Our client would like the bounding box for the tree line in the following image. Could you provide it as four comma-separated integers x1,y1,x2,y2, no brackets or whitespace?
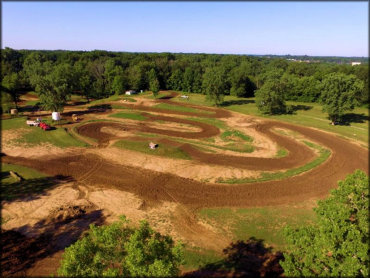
1,47,368,119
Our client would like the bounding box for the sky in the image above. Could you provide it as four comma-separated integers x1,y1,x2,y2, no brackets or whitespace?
2,1,368,57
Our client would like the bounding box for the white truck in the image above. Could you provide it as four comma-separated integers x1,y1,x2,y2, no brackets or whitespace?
26,120,40,127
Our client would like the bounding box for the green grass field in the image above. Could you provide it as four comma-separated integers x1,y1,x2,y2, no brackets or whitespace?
199,205,317,251
109,112,148,121
1,117,28,130
2,117,87,148
114,139,192,160
182,246,223,272
186,117,227,130
154,103,212,114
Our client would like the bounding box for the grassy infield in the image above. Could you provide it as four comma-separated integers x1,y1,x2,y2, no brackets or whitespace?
1,91,368,271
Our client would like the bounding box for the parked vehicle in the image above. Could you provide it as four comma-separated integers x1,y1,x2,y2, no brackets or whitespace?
26,120,40,127
39,122,51,131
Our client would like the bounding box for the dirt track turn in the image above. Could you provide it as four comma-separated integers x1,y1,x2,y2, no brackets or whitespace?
3,92,368,207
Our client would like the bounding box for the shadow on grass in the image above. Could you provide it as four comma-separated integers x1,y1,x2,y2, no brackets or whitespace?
1,209,105,276
18,104,40,113
184,237,283,277
66,100,89,106
290,104,313,112
1,174,74,202
339,113,369,125
87,104,112,112
220,99,255,107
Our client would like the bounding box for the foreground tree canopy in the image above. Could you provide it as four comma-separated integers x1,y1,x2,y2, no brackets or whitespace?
58,216,184,277
281,170,369,277
1,47,368,112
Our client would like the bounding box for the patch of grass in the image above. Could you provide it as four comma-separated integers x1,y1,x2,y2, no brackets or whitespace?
218,141,330,184
111,104,129,110
275,148,288,158
199,206,316,250
88,94,133,106
114,139,192,160
12,126,87,148
182,246,223,271
1,117,28,130
1,163,56,201
2,164,46,180
143,91,170,99
186,117,227,130
220,130,253,142
223,142,254,153
172,92,213,107
24,100,40,106
109,112,147,121
154,103,212,115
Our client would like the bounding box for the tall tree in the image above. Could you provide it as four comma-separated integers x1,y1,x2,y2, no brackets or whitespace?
229,66,256,98
182,67,194,93
320,73,364,124
34,63,75,112
2,73,21,108
202,67,227,106
281,170,369,277
255,78,287,114
167,69,183,91
148,69,160,98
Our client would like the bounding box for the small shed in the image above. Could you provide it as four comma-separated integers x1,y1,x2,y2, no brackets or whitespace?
125,90,137,95
149,142,158,149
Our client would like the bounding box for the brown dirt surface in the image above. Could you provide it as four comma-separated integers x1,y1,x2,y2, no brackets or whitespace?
3,116,368,207
2,90,368,276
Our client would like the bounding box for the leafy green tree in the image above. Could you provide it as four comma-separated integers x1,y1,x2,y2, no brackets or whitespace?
112,75,127,95
148,69,160,98
255,78,287,114
281,170,369,277
202,67,227,106
58,216,184,277
2,73,21,108
1,91,14,114
229,66,256,98
320,73,364,124
167,69,183,91
74,61,94,102
34,63,75,112
182,67,194,93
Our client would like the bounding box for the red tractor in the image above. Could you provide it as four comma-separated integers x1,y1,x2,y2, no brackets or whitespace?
39,122,51,131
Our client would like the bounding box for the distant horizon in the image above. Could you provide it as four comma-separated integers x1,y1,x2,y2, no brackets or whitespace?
3,1,368,57
2,47,368,59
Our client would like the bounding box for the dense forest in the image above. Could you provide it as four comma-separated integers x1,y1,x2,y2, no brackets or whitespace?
1,47,368,112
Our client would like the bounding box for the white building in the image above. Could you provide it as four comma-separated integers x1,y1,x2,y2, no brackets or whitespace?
351,62,361,66
125,90,137,95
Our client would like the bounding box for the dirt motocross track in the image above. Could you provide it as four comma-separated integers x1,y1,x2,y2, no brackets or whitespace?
3,92,368,207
